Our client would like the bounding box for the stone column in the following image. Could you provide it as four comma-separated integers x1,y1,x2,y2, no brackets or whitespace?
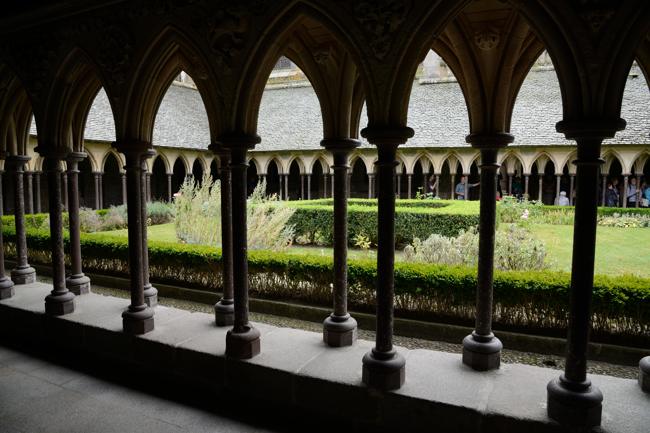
114,141,154,335
306,174,311,200
141,152,157,307
278,174,283,199
0,168,15,299
223,135,261,359
406,173,413,198
524,174,530,199
34,172,42,213
537,176,543,202
322,139,359,347
93,172,101,209
146,172,152,203
435,174,440,197
65,152,91,295
508,174,513,195
395,173,401,198
6,155,36,284
601,175,607,206
24,171,33,215
367,173,374,199
323,173,328,198
211,148,234,326
121,172,127,205
331,172,334,196
360,126,412,391
464,174,470,201
166,173,173,201
284,174,289,200
61,172,68,211
570,175,576,205
555,175,562,204
450,173,456,199
462,134,512,370
300,174,305,199
622,175,629,208
98,173,104,208
546,120,622,429
41,149,75,315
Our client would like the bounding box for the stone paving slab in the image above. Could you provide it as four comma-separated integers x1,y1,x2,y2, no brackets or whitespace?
1,284,649,433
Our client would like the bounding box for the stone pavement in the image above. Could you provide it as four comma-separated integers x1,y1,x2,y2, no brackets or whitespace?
0,344,294,433
1,282,649,433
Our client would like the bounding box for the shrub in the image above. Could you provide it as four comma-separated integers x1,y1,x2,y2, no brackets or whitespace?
598,213,650,228
403,224,547,271
101,206,128,231
78,207,102,232
146,201,175,225
174,176,295,251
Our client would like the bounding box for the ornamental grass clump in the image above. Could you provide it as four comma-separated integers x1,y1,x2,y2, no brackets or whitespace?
403,224,547,271
174,175,295,251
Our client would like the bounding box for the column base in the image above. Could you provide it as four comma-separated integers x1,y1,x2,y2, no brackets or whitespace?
323,314,357,347
226,325,261,359
122,305,155,335
143,284,158,307
66,274,91,295
214,300,234,327
362,348,405,391
462,332,502,371
44,291,75,316
639,356,650,392
11,266,36,285
0,277,15,299
546,375,602,428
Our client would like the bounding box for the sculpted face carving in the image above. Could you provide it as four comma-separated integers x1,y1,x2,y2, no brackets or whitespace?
474,28,500,51
352,0,411,60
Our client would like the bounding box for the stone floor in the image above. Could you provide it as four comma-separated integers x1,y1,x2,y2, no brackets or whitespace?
0,344,299,433
1,282,649,433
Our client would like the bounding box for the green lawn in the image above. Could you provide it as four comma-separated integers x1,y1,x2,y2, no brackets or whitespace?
93,222,650,278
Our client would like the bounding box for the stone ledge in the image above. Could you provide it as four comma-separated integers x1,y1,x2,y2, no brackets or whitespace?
1,282,648,433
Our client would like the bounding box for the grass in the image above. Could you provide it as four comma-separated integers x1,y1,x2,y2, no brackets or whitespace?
92,221,650,278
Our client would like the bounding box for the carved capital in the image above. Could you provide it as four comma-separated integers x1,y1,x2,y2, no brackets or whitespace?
474,28,500,51
352,0,411,60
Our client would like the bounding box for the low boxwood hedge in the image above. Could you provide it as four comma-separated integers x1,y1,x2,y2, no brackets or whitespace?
2,225,649,346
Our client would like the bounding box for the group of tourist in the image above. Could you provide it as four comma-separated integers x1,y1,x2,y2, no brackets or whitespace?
605,177,650,208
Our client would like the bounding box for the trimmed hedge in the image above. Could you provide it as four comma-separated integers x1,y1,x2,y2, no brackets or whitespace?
3,225,649,346
284,199,480,246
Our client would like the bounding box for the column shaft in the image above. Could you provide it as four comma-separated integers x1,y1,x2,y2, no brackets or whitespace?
284,174,289,200
622,175,629,208
0,170,15,299
214,150,234,326
538,176,543,202
450,174,456,199
407,174,412,198
43,155,75,315
508,174,513,195
435,175,440,198
141,156,157,306
121,173,127,205
65,153,90,295
570,175,575,205
524,175,530,198
61,172,68,211
306,175,311,200
98,173,104,209
34,172,41,213
8,156,35,284
556,175,561,204
24,172,33,215
167,174,173,201
93,173,100,209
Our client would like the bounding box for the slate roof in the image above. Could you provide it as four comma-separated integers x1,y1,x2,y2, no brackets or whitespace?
30,67,650,150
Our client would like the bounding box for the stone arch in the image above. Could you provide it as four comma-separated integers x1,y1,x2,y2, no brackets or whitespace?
286,155,306,175
101,150,125,173
118,26,223,143
0,66,33,156
102,152,123,208
234,2,368,138
247,156,262,174
172,154,190,175
265,158,282,197
171,156,187,195
151,156,169,202
603,150,626,174
191,157,205,184
350,156,369,199
151,152,171,174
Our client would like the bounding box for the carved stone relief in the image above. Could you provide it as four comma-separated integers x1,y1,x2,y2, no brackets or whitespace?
352,0,411,60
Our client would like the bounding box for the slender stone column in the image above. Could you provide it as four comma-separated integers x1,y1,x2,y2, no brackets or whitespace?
0,167,15,299
331,172,334,195
166,173,173,201
464,175,470,201
114,141,154,335
61,172,68,211
537,176,543,202
284,174,289,200
524,174,530,199
34,172,41,213
306,174,311,200
300,174,305,199
396,173,401,198
40,149,75,315
121,172,127,205
450,174,456,199
570,175,575,205
223,134,261,359
622,175,629,208
322,139,359,347
507,174,513,195
141,151,158,307
462,133,512,370
601,175,607,206
6,155,36,284
361,126,412,391
435,174,440,197
546,119,624,429
407,174,412,198
367,173,374,199
555,175,562,204
210,148,234,326
323,173,328,198
278,174,283,199
93,172,101,209
146,172,152,202
98,173,104,209
24,171,33,215
65,152,91,295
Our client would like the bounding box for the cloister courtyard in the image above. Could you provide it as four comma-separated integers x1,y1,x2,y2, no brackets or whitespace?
1,1,650,432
